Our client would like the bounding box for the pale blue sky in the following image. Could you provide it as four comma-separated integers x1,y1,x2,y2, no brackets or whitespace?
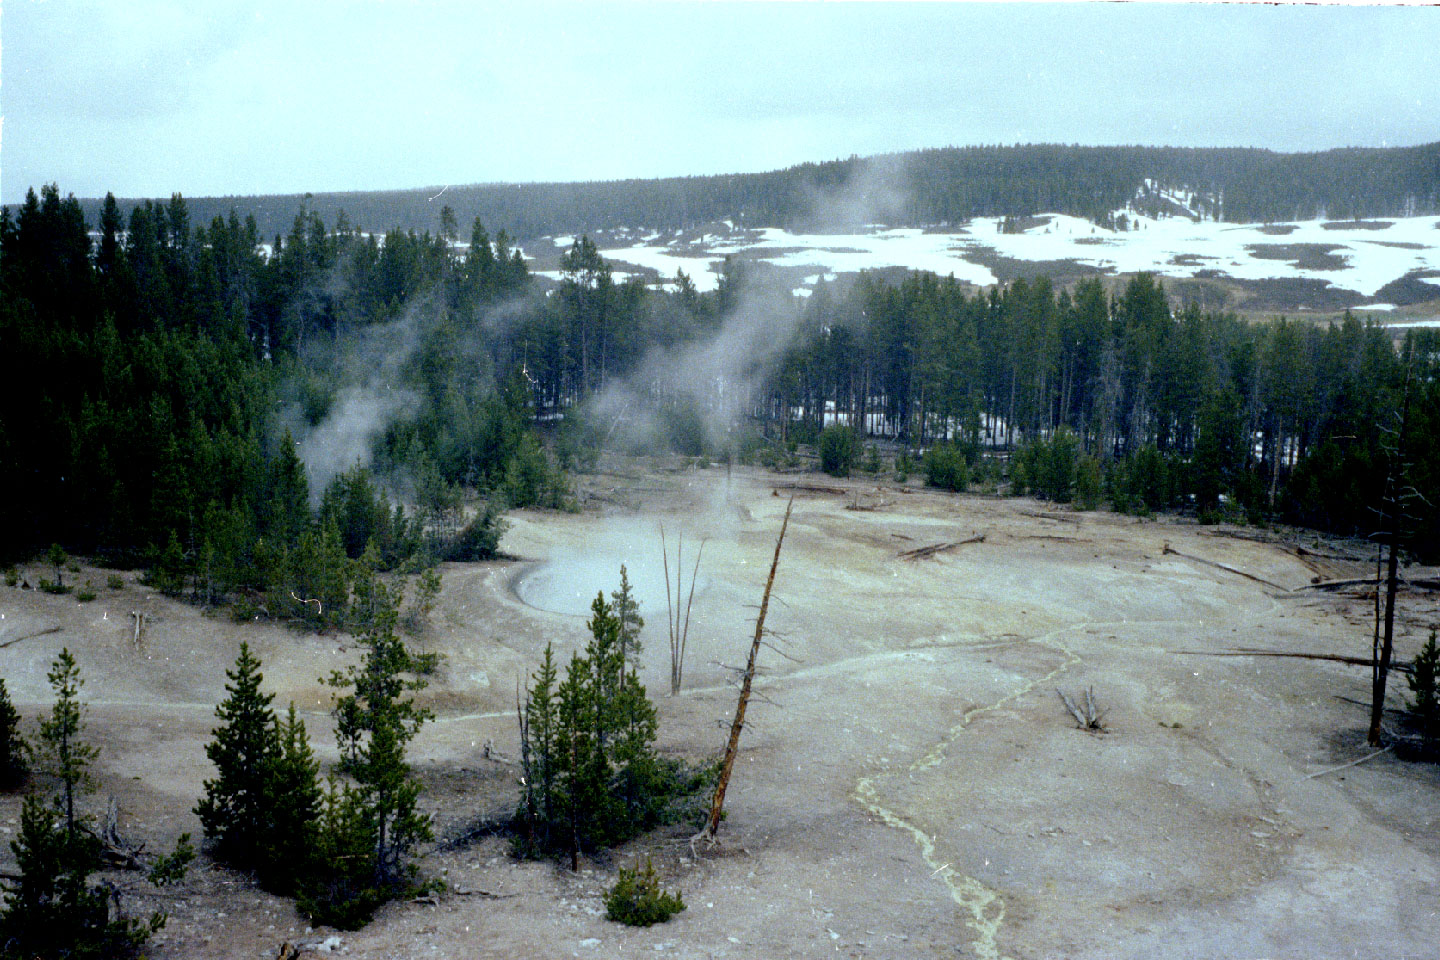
3,1,1438,203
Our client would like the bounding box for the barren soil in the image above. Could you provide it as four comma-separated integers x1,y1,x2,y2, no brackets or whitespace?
3,463,1438,959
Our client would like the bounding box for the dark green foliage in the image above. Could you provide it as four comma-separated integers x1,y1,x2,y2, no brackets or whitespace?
662,399,708,458
36,650,97,831
297,781,385,929
1012,430,1081,503
0,794,162,959
515,589,714,866
924,444,968,492
439,502,508,562
505,434,567,509
9,176,1440,597
605,857,685,927
1,186,541,619
611,565,645,675
304,585,432,925
195,643,280,871
1408,630,1440,746
147,833,196,888
46,544,67,590
818,426,858,478
260,704,323,893
1108,446,1176,516
1074,454,1103,511
894,451,914,483
0,651,170,959
0,679,26,790
196,646,321,896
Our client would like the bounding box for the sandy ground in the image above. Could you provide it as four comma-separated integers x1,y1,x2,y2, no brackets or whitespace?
2,462,1438,959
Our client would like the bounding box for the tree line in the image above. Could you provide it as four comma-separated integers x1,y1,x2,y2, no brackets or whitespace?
51,141,1440,242
764,271,1440,556
0,185,545,622
6,181,1439,583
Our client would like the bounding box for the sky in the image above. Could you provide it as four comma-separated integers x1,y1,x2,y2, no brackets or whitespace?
3,1,1438,204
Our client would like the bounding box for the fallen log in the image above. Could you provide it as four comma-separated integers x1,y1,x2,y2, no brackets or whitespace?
773,482,848,496
846,498,896,512
898,534,985,561
1020,510,1080,524
1176,647,1413,674
0,625,61,649
1162,544,1287,590
1292,575,1440,592
1304,745,1392,780
1293,545,1368,564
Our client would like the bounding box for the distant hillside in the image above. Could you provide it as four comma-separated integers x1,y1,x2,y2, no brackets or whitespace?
51,141,1440,240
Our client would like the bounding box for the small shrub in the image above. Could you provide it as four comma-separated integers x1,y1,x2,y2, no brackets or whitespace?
441,503,508,561
1407,629,1440,745
65,561,81,574
861,444,882,475
38,579,70,596
894,451,913,483
818,426,858,478
107,573,125,590
923,444,968,492
75,582,97,603
4,566,17,587
605,857,685,927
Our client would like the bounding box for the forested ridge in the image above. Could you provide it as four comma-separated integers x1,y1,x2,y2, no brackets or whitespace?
49,142,1440,242
4,179,1439,602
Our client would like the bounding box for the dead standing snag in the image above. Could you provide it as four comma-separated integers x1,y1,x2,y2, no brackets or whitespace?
694,497,793,848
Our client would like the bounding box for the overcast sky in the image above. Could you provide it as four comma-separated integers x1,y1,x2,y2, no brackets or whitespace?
3,1,1438,204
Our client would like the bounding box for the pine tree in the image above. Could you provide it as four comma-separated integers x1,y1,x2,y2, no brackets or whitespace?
36,649,97,832
321,587,432,912
298,780,379,929
515,644,559,857
45,543,67,592
0,678,26,790
610,565,645,679
258,704,321,894
514,580,685,868
195,642,280,871
1408,629,1440,744
0,652,162,957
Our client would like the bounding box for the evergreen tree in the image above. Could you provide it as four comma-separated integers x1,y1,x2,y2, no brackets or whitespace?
514,583,698,868
1408,629,1440,745
0,679,26,790
610,565,645,679
0,651,163,958
259,704,321,894
315,585,432,920
36,649,97,832
195,642,280,871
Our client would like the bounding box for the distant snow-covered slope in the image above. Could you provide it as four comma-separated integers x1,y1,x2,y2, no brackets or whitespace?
575,209,1440,313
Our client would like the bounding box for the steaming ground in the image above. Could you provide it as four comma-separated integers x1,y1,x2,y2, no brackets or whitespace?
3,463,1439,958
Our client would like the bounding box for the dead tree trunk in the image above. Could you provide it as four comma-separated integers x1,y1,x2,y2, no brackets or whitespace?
1369,367,1413,747
694,497,793,847
662,529,705,697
